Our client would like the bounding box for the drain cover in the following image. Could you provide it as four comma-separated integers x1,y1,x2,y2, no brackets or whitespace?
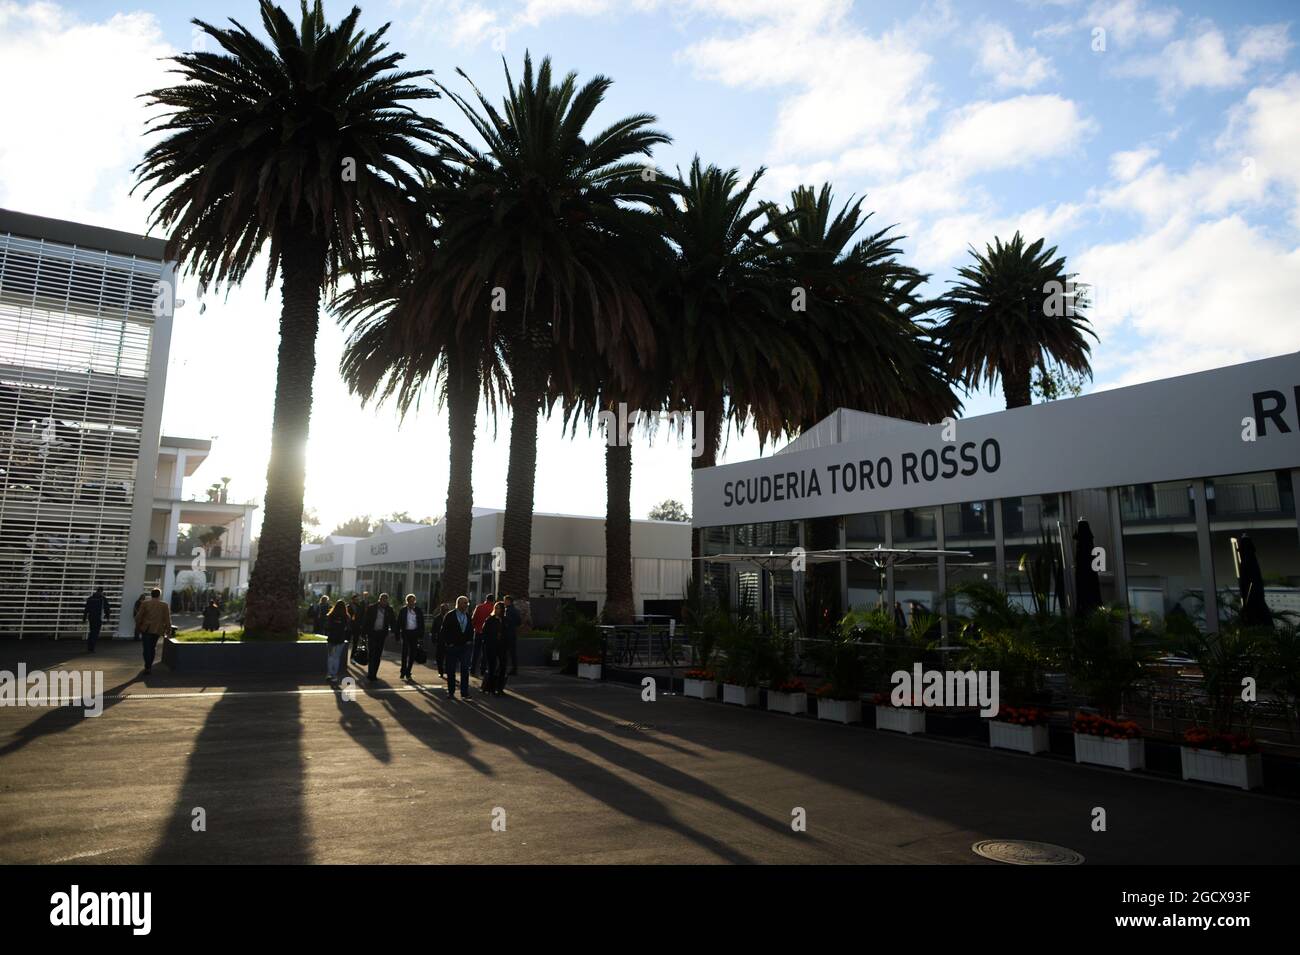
972,840,1084,865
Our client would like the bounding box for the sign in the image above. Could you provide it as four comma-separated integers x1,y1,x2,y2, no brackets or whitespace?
313,550,335,565
369,542,388,556
692,353,1300,527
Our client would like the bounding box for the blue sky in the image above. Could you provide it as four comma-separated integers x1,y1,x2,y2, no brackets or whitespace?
2,0,1298,532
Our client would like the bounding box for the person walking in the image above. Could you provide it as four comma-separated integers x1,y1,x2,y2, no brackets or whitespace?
433,601,450,677
438,596,474,699
325,598,352,685
132,591,147,641
82,586,112,653
502,594,521,676
470,593,495,676
481,600,508,695
134,588,171,675
361,593,399,682
345,593,365,671
397,594,425,680
310,594,331,635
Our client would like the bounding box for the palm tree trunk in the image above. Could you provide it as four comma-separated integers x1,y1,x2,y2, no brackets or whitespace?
1001,365,1032,409
243,233,327,637
689,395,723,566
440,346,478,604
498,338,546,599
604,439,634,624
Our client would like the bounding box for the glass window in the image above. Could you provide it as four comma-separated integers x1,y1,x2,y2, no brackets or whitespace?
943,500,997,619
1119,481,1204,627
1206,471,1300,623
892,507,940,626
1002,493,1063,612
846,512,886,611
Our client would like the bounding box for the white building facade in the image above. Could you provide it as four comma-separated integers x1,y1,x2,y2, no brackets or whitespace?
301,508,691,617
0,209,174,639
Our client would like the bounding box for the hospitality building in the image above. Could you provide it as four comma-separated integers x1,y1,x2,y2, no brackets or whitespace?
691,353,1300,635
0,209,173,639
301,507,691,618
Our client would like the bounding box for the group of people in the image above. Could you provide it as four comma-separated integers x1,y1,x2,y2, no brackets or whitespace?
80,586,186,674
317,591,522,699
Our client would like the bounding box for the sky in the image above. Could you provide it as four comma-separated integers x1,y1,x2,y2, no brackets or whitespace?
1,0,1298,534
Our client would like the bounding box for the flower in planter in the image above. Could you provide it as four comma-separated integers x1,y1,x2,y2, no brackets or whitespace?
1183,727,1260,755
577,655,601,665
996,705,1048,726
774,679,806,694
685,668,715,681
1072,713,1141,739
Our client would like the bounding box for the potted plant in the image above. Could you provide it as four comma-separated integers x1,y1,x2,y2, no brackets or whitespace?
766,678,808,716
553,611,602,675
815,682,861,724
989,704,1050,754
809,622,870,724
577,654,602,681
718,615,765,706
1180,728,1262,790
1178,623,1270,789
873,692,926,735
764,630,807,715
683,668,717,700
1072,713,1145,770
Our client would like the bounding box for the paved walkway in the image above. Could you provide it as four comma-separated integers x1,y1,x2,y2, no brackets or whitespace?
1,639,1296,864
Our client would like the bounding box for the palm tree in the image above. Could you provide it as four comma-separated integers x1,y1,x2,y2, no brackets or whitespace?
934,232,1094,410
764,184,959,430
432,53,669,601
335,193,509,607
134,1,443,635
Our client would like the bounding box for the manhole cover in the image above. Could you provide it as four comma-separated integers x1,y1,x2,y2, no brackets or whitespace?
614,722,656,732
972,840,1084,865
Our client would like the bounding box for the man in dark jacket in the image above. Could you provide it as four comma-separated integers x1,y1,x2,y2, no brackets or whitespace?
361,593,400,682
131,592,147,641
397,594,425,680
346,593,366,670
438,596,474,699
82,586,112,653
502,594,522,675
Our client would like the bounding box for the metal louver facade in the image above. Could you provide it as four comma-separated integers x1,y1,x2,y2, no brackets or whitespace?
0,209,173,639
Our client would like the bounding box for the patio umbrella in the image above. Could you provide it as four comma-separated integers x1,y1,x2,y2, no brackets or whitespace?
1235,533,1273,628
1073,518,1103,618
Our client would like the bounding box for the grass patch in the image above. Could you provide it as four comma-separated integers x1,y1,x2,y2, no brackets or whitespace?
175,629,326,643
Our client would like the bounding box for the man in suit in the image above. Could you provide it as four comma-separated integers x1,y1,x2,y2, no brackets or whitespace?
131,591,147,641
470,592,495,676
134,588,171,675
502,594,522,675
82,586,112,653
397,593,425,680
433,602,450,677
438,596,474,699
361,593,399,681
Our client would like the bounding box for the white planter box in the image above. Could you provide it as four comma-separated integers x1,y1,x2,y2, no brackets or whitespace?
817,698,862,724
875,705,926,735
723,684,760,707
766,690,808,716
989,721,1049,754
1180,747,1263,791
577,663,602,681
684,678,717,700
1074,733,1145,771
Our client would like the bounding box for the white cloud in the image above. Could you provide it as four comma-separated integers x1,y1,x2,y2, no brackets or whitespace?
1109,145,1158,180
973,23,1056,90
933,95,1097,174
1084,0,1180,47
1117,22,1292,98
0,2,172,230
1078,216,1300,388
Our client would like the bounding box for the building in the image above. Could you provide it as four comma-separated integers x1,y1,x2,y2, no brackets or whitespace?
300,507,691,617
691,353,1300,634
146,435,257,607
0,209,174,639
